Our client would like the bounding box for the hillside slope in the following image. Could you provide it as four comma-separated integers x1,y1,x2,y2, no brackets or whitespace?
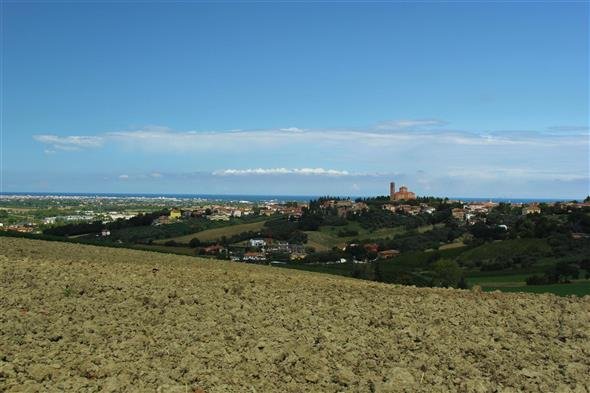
1,237,589,392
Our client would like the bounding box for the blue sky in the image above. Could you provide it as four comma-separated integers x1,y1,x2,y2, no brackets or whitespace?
2,1,589,198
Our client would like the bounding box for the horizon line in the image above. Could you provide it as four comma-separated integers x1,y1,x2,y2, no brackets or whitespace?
1,191,586,202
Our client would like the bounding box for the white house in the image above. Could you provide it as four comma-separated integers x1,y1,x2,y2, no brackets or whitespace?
422,207,436,214
249,238,266,247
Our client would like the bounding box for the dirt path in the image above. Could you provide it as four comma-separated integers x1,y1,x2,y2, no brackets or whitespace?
1,237,589,392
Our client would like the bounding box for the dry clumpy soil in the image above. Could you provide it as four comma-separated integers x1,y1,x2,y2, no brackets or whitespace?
1,238,589,393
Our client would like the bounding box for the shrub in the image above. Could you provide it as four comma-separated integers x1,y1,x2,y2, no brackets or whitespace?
337,229,359,237
526,275,551,285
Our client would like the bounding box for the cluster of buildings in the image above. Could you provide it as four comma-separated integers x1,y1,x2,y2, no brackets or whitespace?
0,222,36,233
346,242,401,262
258,203,306,218
172,205,254,223
450,201,499,222
382,203,436,215
320,199,368,217
241,238,306,262
380,185,557,225
199,238,307,263
0,211,129,233
449,201,551,223
153,202,308,226
42,211,137,225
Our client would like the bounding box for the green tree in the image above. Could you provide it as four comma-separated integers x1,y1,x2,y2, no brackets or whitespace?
432,259,463,288
553,261,580,282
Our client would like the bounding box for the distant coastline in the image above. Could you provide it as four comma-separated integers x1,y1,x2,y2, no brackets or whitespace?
0,191,579,204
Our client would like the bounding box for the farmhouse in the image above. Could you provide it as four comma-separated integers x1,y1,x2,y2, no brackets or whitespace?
522,204,541,215
152,215,171,225
363,243,379,253
451,208,465,221
202,245,225,255
378,249,400,259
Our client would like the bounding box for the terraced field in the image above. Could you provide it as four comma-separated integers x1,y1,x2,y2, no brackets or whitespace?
1,237,589,392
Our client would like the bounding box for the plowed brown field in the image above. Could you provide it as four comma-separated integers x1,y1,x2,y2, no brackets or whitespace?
1,237,589,392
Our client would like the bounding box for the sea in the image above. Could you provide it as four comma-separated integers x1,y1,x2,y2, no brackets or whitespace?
0,192,576,204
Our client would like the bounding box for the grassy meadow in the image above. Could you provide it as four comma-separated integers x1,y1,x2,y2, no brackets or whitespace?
155,220,268,244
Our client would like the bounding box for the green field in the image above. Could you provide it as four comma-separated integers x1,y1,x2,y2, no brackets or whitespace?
467,273,590,297
305,223,440,251
467,274,531,286
156,220,268,244
304,231,345,251
482,282,590,297
456,238,551,264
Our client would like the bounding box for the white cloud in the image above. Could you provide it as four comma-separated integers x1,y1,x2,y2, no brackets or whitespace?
374,119,448,130
33,120,587,156
95,127,580,154
213,168,350,176
150,172,163,178
118,174,129,180
295,168,350,176
33,134,103,151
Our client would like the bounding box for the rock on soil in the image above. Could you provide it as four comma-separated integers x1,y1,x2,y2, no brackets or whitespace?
1,237,589,392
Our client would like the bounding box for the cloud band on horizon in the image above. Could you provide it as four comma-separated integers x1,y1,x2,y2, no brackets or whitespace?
27,119,589,198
